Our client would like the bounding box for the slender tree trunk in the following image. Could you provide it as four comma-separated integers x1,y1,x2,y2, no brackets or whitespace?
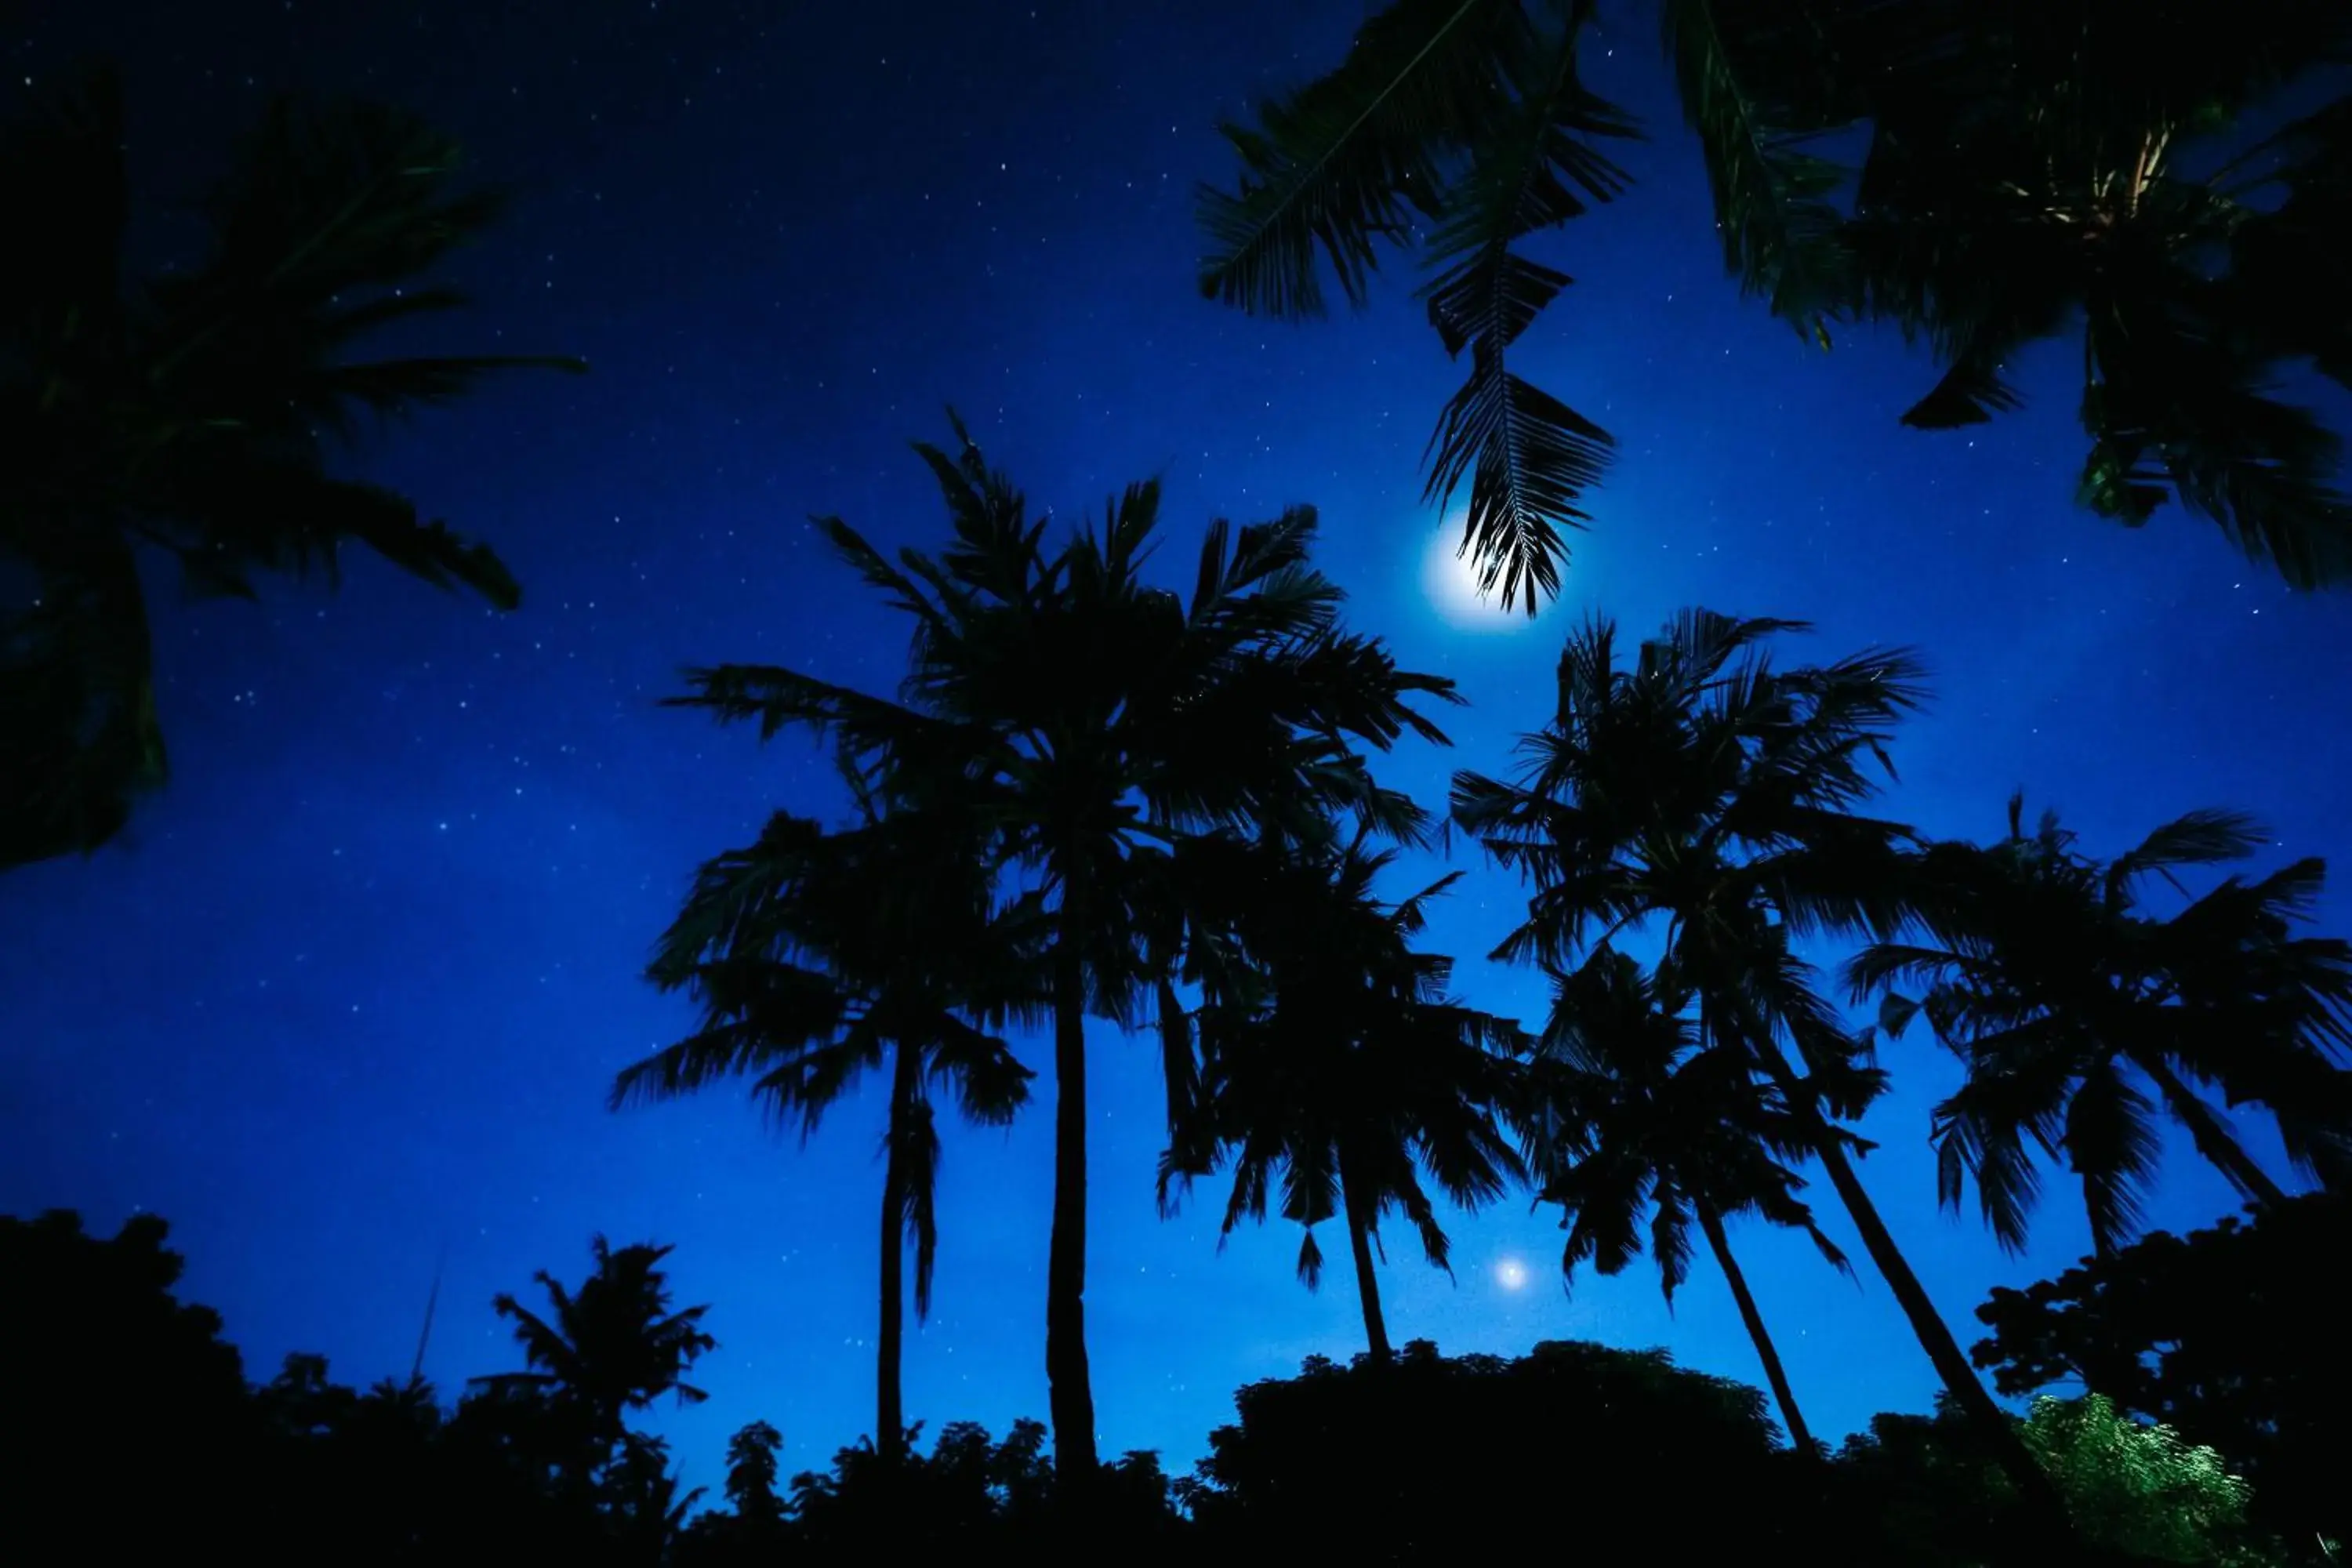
876,1038,919,1462
1744,1030,2074,1540
1694,1199,1817,1457
1045,893,1099,1482
1339,1163,1394,1365
2138,1054,2292,1208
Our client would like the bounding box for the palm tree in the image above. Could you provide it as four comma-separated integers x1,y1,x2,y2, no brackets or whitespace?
1197,2,2352,604
1,67,583,869
1160,834,1526,1363
1450,608,2074,1521
1838,5,2352,588
665,416,1457,1478
471,1236,714,1475
612,794,1040,1460
1523,946,1867,1454
1847,795,2352,1258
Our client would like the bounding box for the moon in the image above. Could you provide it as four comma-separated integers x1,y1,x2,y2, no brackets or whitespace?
1495,1256,1531,1291
1420,516,1537,635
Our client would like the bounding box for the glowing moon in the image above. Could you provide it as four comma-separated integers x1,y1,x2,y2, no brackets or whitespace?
1495,1256,1530,1291
1420,516,1536,635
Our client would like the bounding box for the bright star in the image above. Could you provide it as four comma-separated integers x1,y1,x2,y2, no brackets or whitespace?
1496,1256,1530,1291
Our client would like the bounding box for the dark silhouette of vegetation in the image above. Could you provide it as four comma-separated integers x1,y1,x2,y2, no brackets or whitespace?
662,416,1456,1481
1160,832,1527,1363
612,792,1040,1459
1451,608,2086,1534
0,67,583,870
1198,2,2352,607
4,1205,2328,1563
1520,946,1864,1453
1850,797,2352,1256
1973,1195,2352,1556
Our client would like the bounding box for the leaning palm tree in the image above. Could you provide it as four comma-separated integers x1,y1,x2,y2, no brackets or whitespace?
1451,608,2076,1521
666,416,1457,1478
1198,2,2352,604
612,793,1040,1460
1524,946,1867,1454
471,1236,714,1475
1848,795,2352,1258
1161,833,1526,1363
1,67,583,869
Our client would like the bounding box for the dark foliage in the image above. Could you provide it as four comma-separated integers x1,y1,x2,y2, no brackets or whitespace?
0,67,581,869
1973,1194,2352,1554
1181,1338,1798,1559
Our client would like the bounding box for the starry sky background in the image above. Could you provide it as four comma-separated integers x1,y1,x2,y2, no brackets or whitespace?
5,0,2350,1496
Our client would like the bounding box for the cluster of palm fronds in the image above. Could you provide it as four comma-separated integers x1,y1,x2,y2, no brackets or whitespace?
1,69,581,869
1199,0,2352,609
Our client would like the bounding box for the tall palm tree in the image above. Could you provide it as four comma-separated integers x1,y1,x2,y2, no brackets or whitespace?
665,417,1457,1478
471,1236,715,1472
612,793,1040,1460
1450,608,2074,1519
1160,834,1526,1363
1197,2,2352,604
1,68,583,869
1523,946,1867,1454
1848,795,2352,1258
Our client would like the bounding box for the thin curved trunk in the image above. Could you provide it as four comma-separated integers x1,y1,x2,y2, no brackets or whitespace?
2137,1054,2292,1208
1045,885,1099,1481
1744,1029,2071,1534
1339,1159,1394,1365
1694,1198,1816,1456
876,1037,919,1462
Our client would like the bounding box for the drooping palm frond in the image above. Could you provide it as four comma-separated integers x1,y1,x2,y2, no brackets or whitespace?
1197,0,1536,318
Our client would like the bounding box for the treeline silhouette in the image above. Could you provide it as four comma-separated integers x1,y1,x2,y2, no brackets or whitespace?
2,1200,2341,1566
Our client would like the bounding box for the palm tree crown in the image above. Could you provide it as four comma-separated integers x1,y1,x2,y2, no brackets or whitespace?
1,69,583,869
1162,833,1526,1360
1849,795,2352,1256
474,1236,714,1450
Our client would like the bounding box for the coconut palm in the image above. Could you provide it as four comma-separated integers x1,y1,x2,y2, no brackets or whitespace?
1840,5,2352,588
612,793,1040,1460
471,1236,714,1471
1450,607,2076,1519
1198,2,2352,604
665,416,1457,1477
1847,796,2352,1258
0,68,583,870
1524,946,1869,1453
1160,833,1526,1363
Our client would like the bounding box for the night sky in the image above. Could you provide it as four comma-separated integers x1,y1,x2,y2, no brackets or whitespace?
6,0,2350,1496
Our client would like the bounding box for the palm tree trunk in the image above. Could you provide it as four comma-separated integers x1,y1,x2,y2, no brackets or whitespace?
2137,1054,2292,1208
1741,1030,2071,1535
1339,1164,1394,1365
876,1038,918,1462
1045,894,1100,1482
1694,1199,1817,1456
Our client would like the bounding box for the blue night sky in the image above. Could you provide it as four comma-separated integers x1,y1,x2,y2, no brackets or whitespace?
5,0,2350,1496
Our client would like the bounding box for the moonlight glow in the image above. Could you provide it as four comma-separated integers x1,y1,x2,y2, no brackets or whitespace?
1420,515,1538,635
1495,1257,1530,1291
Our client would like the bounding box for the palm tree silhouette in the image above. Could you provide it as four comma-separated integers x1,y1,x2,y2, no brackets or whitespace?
665,416,1455,1478
1197,2,2352,602
470,1236,713,1471
0,68,582,869
1849,795,2352,1257
613,794,1040,1460
1451,608,2071,1522
1162,833,1526,1363
1522,946,1868,1454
